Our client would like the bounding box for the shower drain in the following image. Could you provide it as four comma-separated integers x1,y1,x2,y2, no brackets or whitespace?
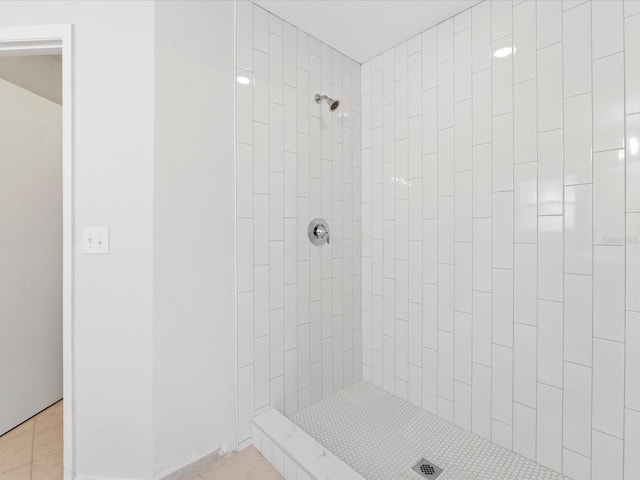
412,458,443,479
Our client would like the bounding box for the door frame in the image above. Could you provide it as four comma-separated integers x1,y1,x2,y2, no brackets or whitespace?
0,24,74,478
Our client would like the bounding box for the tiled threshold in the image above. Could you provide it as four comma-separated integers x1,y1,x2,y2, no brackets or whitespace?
257,382,566,480
252,410,364,480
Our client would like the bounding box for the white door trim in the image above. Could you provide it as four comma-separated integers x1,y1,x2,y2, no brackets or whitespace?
0,24,74,479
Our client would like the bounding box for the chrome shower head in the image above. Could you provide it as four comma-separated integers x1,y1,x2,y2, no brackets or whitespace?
314,93,340,111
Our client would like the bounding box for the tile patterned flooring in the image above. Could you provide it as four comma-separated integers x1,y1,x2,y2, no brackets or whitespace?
0,401,63,480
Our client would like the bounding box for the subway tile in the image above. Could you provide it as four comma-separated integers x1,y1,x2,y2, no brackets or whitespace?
438,19,454,62
395,319,408,382
538,129,563,215
408,34,421,56
514,323,537,407
472,363,492,439
473,218,492,292
236,1,253,70
562,449,591,480
473,69,492,145
492,36,513,116
438,331,454,400
439,129,455,197
625,408,640,479
513,403,536,461
408,118,422,178
439,196,454,264
454,381,472,431
454,243,473,314
383,278,395,336
255,334,270,408
626,13,640,114
492,191,514,269
473,143,492,217
284,220,297,285
513,0,536,83
454,28,472,101
514,81,537,164
253,5,268,53
238,364,254,442
564,273,593,366
395,260,409,320
284,349,297,415
269,173,284,240
537,43,563,132
492,113,514,192
626,0,640,16
395,41,408,80
514,244,537,326
409,178,422,239
238,292,254,368
563,362,592,456
492,268,514,348
564,184,593,274
538,299,563,388
593,338,625,438
628,114,640,212
422,27,437,89
269,34,283,105
422,348,438,413
408,242,422,303
455,171,472,241
630,312,640,411
594,246,625,342
537,383,563,472
563,2,591,97
492,420,513,450
438,264,455,332
564,93,592,185
254,121,270,195
408,364,422,408
237,68,253,145
438,60,454,128
454,312,473,386
538,216,563,302
514,162,537,243
455,101,472,172
592,430,623,480
454,8,471,32
254,195,269,265
423,284,438,350
297,30,309,71
491,344,513,425
593,53,625,151
270,103,284,172
237,219,254,292
423,89,438,154
383,49,395,105
594,150,626,246
592,0,623,59
537,0,562,49
472,2,491,73
408,302,422,366
254,266,270,337
407,52,422,117
283,24,296,88
491,0,512,40
423,219,438,284
270,241,284,308
439,398,454,422
473,291,492,367
284,284,297,351
395,80,408,140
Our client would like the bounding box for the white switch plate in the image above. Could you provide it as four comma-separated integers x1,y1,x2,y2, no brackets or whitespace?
83,227,109,254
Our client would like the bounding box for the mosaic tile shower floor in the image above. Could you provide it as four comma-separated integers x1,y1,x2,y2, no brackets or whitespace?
289,382,565,480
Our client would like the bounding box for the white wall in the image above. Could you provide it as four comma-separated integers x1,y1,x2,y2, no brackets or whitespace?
0,77,62,435
235,1,363,449
0,2,155,478
153,1,236,477
360,1,640,479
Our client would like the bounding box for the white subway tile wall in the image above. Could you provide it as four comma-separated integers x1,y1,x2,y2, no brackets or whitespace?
360,1,640,478
236,1,362,446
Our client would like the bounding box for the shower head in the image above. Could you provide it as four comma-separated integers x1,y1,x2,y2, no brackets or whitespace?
314,93,340,111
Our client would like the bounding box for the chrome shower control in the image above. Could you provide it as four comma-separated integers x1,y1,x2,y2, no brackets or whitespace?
308,218,330,246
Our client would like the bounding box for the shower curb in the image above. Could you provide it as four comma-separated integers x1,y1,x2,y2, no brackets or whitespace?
252,409,365,480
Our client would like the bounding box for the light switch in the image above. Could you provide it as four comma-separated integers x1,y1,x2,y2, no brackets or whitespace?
83,227,109,254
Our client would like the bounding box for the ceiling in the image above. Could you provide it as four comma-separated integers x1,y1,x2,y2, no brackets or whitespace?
254,0,480,63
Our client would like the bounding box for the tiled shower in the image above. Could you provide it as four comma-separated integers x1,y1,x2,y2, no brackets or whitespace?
236,1,640,479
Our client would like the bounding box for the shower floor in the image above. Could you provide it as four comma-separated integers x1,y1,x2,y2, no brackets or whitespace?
288,382,564,480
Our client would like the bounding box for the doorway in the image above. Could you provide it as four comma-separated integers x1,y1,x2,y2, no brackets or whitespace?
0,26,73,478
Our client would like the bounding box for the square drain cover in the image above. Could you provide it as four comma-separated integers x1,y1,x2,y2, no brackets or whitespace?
412,458,443,479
